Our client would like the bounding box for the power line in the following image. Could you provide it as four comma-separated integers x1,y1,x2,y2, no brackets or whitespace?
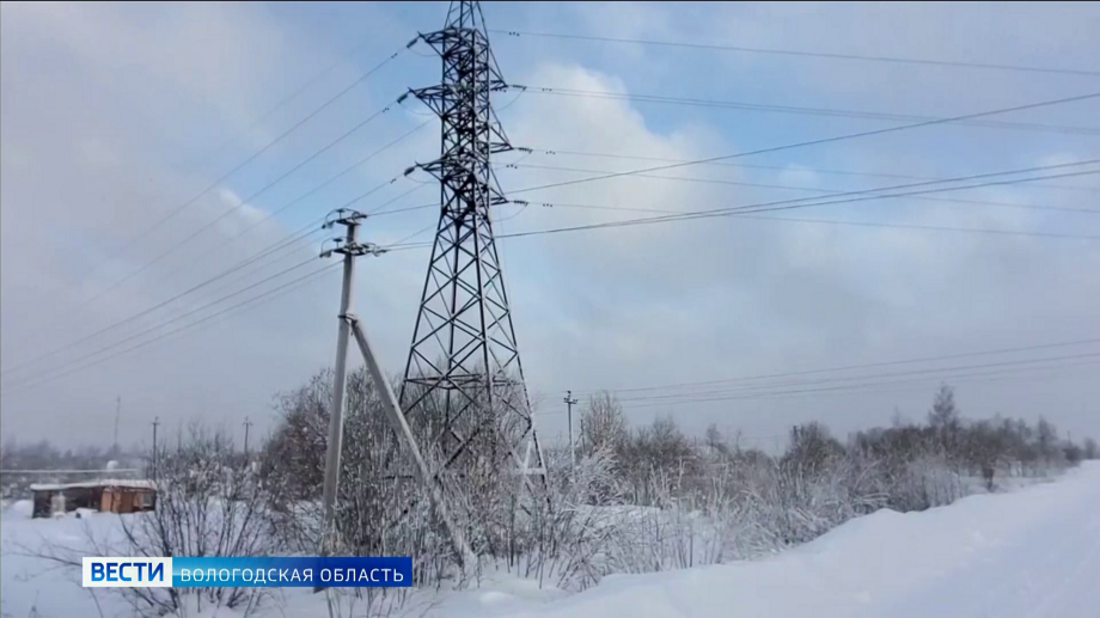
498,164,1100,241
174,37,395,184
153,120,433,298
613,351,1100,403
64,48,406,298
508,91,1100,196
623,359,1100,410
127,115,430,277
16,112,431,373
384,185,1100,250
137,216,329,307
371,202,437,217
70,38,397,324
504,203,1100,242
152,122,434,295
537,358,1100,415
685,168,1100,220
531,155,1100,218
384,205,1100,251
502,162,1100,216
183,231,328,310
112,179,432,347
0,264,344,398
517,147,1100,195
2,255,321,389
512,86,1100,136
0,227,325,381
0,214,438,397
0,256,323,393
387,222,444,248
84,102,397,298
147,171,406,313
3,176,432,382
563,336,1100,398
493,29,1100,78
0,217,437,395
706,212,1097,240
395,158,1100,246
12,98,404,360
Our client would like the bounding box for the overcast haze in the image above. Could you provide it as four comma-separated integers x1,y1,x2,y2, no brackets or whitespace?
2,1,1098,452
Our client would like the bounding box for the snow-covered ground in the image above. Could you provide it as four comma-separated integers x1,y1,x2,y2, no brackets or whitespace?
3,463,1098,618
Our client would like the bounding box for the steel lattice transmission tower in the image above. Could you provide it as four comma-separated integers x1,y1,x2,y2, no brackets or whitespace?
400,1,545,481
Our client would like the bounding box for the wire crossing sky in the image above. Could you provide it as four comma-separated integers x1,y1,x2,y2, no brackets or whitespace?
1,1,1098,449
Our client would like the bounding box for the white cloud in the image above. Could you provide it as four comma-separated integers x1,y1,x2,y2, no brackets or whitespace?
218,188,243,208
77,140,118,167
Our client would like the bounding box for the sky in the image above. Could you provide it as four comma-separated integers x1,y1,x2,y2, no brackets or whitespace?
1,1,1099,453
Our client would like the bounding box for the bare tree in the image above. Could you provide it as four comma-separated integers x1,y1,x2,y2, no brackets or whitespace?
1084,438,1098,460
782,422,845,479
1035,416,1061,465
578,392,628,457
928,384,963,462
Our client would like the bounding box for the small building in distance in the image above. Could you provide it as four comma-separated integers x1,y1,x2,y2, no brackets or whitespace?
30,479,157,519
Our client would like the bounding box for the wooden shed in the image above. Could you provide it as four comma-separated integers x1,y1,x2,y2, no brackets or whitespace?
30,479,157,518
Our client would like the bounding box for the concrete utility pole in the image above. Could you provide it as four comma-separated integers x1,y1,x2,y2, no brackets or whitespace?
564,390,578,469
113,395,122,452
242,417,253,457
151,416,160,480
318,209,364,556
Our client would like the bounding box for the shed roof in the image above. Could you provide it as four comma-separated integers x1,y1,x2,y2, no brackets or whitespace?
29,479,157,492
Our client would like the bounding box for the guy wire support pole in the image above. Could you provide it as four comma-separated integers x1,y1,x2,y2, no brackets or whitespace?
398,0,547,506
345,308,475,567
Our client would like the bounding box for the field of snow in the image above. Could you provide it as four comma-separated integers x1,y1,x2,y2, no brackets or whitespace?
3,462,1098,618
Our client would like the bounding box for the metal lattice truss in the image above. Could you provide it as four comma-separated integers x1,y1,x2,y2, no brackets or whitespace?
399,1,545,480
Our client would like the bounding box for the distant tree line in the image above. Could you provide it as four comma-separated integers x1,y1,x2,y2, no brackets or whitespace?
0,438,141,499
578,384,1096,511
0,437,129,471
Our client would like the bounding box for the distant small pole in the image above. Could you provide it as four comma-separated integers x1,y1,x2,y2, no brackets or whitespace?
113,395,122,451
243,417,253,457
151,417,160,479
564,390,578,469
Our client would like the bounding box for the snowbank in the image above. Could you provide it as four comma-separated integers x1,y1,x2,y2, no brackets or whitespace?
1,499,33,519
494,461,1100,618
0,508,134,617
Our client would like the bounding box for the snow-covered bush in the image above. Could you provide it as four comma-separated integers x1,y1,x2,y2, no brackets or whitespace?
503,444,627,591
256,374,1093,597
116,424,276,617
26,423,276,618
